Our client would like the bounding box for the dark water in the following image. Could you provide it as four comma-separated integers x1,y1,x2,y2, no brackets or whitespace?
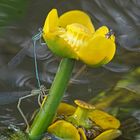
0,0,140,139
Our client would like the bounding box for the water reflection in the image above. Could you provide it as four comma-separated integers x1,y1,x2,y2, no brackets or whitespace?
0,91,30,105
103,62,131,73
0,67,35,88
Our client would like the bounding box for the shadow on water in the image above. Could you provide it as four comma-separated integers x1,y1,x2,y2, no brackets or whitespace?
0,0,140,139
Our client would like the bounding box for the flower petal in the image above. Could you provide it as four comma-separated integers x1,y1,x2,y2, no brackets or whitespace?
45,36,78,59
94,129,121,140
93,26,109,37
93,26,115,42
78,36,116,66
59,10,95,33
89,110,120,130
48,120,80,140
57,102,76,116
43,9,58,35
78,128,87,140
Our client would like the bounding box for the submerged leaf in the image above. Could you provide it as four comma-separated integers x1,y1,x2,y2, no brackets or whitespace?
116,67,140,94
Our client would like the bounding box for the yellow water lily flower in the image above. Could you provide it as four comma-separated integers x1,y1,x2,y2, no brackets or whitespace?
67,100,95,129
43,9,116,66
47,100,121,140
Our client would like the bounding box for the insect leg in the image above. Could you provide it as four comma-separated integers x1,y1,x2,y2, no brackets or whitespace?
38,85,49,108
17,89,40,132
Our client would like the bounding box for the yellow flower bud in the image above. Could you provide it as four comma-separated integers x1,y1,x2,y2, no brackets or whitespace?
43,9,116,66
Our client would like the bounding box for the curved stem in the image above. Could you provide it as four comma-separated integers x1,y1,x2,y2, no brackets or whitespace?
29,58,75,140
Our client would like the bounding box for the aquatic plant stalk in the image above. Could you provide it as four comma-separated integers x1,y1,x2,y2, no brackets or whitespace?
29,58,75,139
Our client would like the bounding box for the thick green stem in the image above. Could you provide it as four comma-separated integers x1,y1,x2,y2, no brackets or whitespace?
29,58,75,139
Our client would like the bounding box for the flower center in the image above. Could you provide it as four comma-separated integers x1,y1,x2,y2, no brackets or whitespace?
60,23,92,52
